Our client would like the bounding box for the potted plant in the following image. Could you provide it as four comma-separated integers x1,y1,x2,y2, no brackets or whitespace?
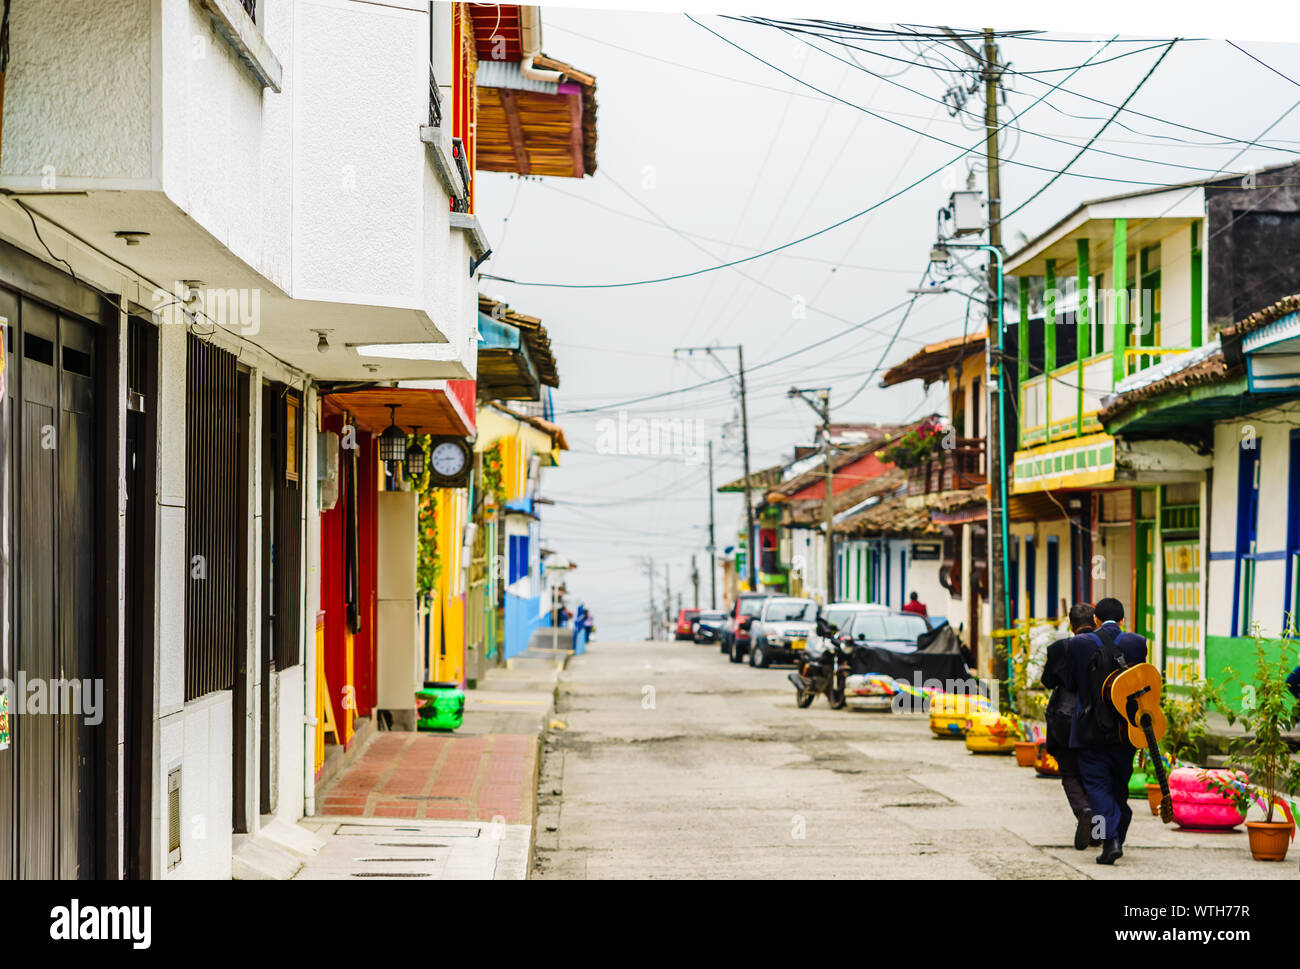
1206,628,1300,861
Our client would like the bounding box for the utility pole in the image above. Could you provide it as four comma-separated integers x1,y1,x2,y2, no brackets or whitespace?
674,344,756,590
665,563,672,631
788,387,833,603
645,556,656,640
941,25,1008,687
690,555,700,609
707,440,717,609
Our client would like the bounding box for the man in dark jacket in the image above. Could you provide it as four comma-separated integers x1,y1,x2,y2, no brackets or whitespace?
1062,597,1148,865
1287,664,1300,700
1041,602,1097,851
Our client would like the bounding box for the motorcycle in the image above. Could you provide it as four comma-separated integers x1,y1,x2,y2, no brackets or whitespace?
788,617,851,710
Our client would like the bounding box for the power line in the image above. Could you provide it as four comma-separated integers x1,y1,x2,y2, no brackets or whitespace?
1001,41,1180,221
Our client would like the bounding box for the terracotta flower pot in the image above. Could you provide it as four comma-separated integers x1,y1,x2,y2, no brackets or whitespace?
1014,741,1037,767
1245,821,1293,862
1145,783,1164,816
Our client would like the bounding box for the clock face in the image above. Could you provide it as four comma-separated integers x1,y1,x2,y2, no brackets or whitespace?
431,440,467,477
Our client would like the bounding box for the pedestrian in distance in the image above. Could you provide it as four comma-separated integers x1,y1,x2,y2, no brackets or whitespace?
902,591,928,618
1062,596,1149,865
1040,602,1098,851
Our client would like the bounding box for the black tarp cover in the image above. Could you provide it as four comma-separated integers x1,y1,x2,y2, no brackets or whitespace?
848,623,970,683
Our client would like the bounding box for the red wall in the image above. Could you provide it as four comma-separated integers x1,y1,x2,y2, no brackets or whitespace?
320,414,378,740
788,452,892,502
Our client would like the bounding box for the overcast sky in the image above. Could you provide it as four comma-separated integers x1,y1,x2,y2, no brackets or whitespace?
472,8,1300,640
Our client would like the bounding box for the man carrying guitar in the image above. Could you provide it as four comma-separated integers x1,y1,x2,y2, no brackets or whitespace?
1040,603,1099,851
1062,597,1148,865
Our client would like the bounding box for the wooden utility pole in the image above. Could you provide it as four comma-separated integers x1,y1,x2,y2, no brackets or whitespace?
941,26,1007,684
789,387,833,603
737,346,756,591
646,557,656,640
691,555,700,609
707,440,718,609
674,344,756,590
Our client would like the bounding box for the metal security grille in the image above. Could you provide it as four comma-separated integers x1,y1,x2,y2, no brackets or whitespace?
167,767,182,869
185,335,240,700
266,384,303,670
239,0,256,21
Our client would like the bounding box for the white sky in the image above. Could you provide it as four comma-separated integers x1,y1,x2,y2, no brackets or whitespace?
472,7,1300,640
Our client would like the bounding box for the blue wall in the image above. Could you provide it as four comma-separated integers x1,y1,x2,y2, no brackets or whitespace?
505,592,544,660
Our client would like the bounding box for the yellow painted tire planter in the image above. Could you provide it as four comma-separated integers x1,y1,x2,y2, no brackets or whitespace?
928,693,988,738
964,710,1018,754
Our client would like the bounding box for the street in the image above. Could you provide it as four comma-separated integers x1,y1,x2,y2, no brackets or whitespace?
533,640,1298,880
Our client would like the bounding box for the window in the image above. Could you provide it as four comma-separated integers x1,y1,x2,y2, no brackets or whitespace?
1286,431,1300,633
1139,244,1162,347
507,534,529,585
1234,442,1262,636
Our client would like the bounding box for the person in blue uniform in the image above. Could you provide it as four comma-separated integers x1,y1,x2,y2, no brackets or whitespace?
1061,597,1148,865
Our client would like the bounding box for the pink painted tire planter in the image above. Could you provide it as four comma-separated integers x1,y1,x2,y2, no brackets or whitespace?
1168,767,1248,831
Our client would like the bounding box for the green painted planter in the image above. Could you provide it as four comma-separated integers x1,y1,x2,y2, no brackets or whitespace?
416,683,465,731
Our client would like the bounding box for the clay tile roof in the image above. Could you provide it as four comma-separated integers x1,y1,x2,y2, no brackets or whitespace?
836,496,940,538
880,333,986,388
766,439,890,499
782,467,906,525
1220,292,1300,341
1096,348,1237,424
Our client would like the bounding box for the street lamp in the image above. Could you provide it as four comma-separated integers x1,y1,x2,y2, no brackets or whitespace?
379,404,407,464
405,424,426,477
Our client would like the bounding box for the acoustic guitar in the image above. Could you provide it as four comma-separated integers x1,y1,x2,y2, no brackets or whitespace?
1104,662,1173,823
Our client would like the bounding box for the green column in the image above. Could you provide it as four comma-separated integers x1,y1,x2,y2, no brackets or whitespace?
1044,259,1056,444
1018,280,1029,449
1190,221,1203,348
1112,218,1128,387
1077,239,1090,436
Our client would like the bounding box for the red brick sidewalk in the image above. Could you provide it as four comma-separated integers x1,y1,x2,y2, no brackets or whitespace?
318,732,538,824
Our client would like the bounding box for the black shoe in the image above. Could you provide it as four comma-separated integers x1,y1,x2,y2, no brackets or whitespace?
1074,811,1092,851
1096,838,1123,865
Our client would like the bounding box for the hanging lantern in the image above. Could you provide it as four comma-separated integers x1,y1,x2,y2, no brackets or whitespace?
379,403,407,464
405,425,425,477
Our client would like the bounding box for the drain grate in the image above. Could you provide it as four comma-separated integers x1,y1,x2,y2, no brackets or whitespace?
357,857,443,863
350,871,432,878
375,842,450,848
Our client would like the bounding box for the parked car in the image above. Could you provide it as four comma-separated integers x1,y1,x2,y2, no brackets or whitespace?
692,610,728,644
724,592,775,661
839,609,934,701
674,608,700,641
812,602,891,656
844,610,932,654
747,596,821,668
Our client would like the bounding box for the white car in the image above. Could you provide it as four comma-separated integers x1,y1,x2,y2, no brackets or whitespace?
747,597,820,668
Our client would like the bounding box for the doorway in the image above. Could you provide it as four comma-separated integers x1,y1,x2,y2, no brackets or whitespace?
0,286,103,879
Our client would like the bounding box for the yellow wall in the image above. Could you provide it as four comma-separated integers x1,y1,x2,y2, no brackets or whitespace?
431,486,469,683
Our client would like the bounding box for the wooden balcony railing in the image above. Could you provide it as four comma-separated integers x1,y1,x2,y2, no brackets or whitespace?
906,438,986,496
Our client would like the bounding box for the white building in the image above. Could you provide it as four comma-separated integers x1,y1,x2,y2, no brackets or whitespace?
0,0,484,879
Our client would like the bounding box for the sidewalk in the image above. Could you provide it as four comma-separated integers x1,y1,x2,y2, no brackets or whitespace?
288,648,567,880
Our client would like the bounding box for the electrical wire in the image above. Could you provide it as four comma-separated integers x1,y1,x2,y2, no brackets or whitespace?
1001,41,1180,221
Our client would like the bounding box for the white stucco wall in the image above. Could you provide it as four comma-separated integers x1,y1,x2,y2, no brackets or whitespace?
0,0,155,184
1207,414,1298,639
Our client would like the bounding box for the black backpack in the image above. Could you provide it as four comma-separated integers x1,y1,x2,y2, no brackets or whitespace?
1077,632,1128,745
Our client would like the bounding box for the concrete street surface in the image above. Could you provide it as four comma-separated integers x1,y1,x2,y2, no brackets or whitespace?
534,640,1300,880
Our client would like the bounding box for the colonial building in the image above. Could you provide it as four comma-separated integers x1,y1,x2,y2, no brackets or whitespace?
1004,161,1300,699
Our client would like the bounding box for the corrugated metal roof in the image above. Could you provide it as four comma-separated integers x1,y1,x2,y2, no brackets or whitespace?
475,59,559,95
